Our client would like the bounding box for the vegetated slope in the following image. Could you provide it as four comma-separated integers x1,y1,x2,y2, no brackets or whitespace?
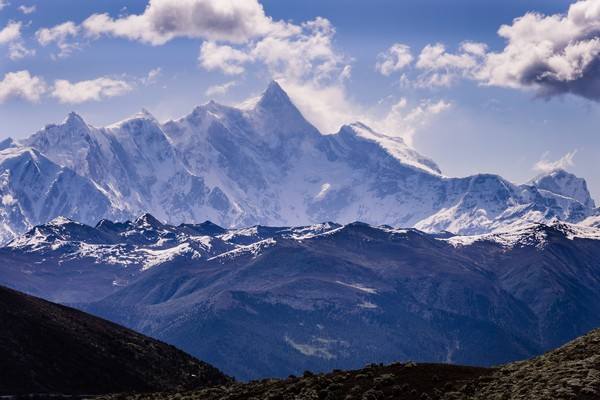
459,328,600,400
95,362,494,400
94,328,600,400
0,285,230,395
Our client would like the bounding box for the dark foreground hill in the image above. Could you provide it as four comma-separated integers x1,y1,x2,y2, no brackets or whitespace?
461,327,600,400
96,329,600,400
97,363,493,400
0,285,230,396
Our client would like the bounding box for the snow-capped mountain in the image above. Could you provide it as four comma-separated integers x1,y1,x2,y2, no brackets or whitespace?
0,81,595,242
2,215,600,379
0,144,118,243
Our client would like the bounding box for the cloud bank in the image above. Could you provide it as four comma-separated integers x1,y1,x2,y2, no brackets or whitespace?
378,0,600,101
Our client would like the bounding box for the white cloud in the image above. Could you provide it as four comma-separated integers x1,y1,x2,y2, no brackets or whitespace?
0,1,8,11
8,41,35,60
370,0,600,100
534,150,577,173
0,70,47,103
375,41,487,88
199,41,252,74
51,77,133,104
415,42,486,87
199,17,349,84
378,98,451,146
81,0,294,45
141,67,162,85
376,44,413,76
0,21,35,60
0,21,21,44
36,21,80,58
339,65,352,81
18,4,35,14
478,0,600,100
206,80,236,96
375,1,600,100
278,79,450,146
417,42,482,70
461,41,488,57
280,80,358,134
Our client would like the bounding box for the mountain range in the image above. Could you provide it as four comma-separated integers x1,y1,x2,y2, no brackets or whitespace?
0,81,597,244
2,214,600,380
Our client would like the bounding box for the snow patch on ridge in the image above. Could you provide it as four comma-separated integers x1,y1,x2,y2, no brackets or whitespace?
335,281,378,294
443,220,600,249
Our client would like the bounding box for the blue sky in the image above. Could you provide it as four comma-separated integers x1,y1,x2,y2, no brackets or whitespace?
1,0,599,201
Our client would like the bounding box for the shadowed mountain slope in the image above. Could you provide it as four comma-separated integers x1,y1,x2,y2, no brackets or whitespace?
0,285,230,395
95,328,600,400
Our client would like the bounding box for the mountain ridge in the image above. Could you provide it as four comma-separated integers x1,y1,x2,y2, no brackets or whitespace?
0,81,595,243
3,214,600,379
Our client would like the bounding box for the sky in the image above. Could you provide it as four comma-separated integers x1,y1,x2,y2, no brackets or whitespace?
0,0,599,202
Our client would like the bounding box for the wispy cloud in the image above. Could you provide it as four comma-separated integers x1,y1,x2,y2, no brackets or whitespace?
375,44,413,76
18,4,35,14
206,81,237,97
533,150,577,173
36,21,80,58
0,21,35,60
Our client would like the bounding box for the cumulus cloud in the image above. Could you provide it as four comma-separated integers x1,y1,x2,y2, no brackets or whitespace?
81,0,293,45
199,41,252,74
376,44,413,76
376,0,600,101
0,1,8,11
38,0,349,101
375,41,487,88
478,0,600,100
18,5,35,14
0,21,21,44
415,42,487,87
36,21,80,58
533,150,577,173
51,77,133,104
206,80,236,96
0,70,47,103
199,17,348,84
